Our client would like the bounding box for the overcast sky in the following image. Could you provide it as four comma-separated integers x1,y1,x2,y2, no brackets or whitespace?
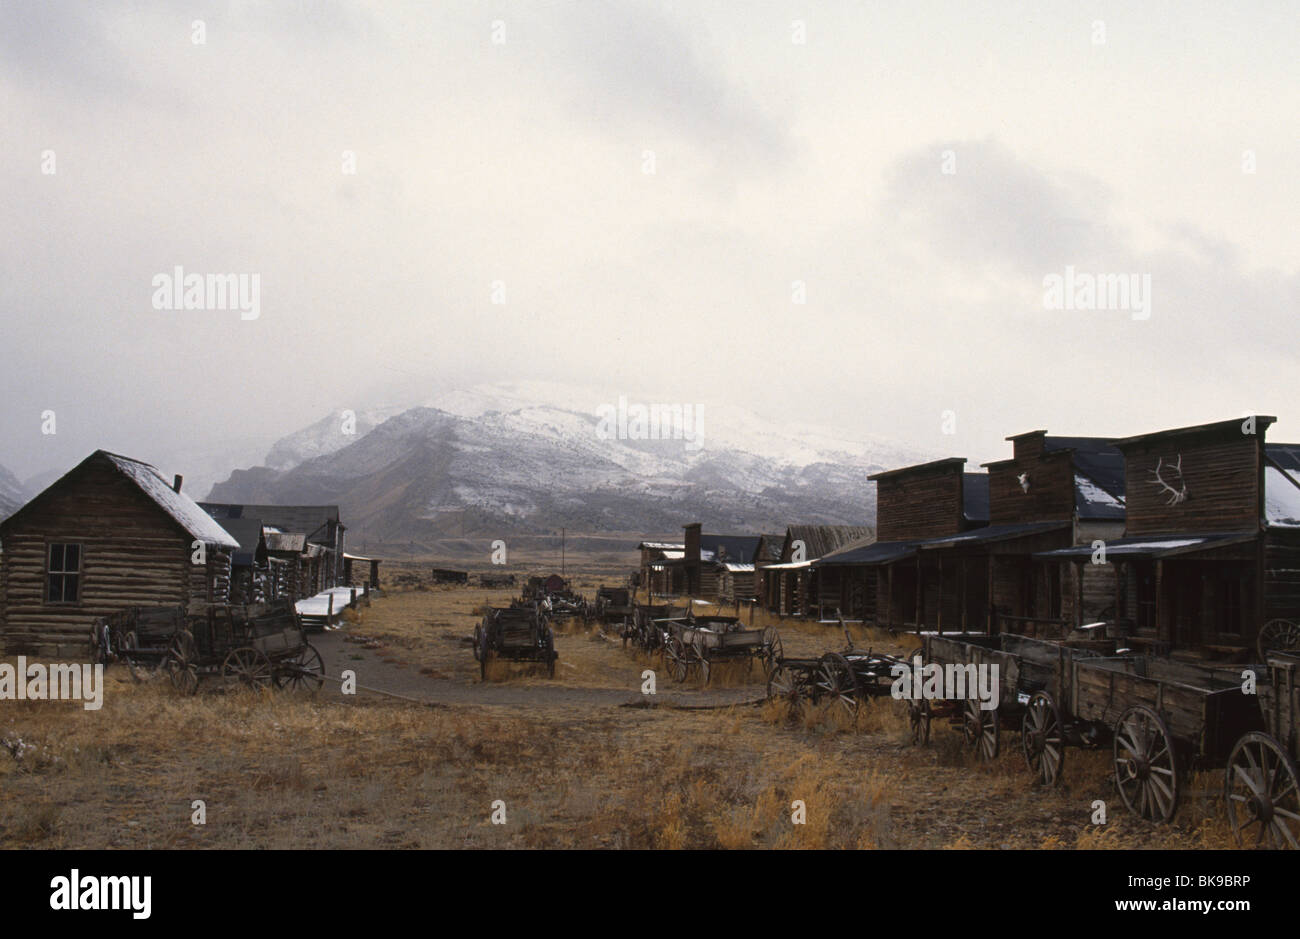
1,0,1296,484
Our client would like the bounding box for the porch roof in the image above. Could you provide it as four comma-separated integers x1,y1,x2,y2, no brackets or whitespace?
1033,530,1257,561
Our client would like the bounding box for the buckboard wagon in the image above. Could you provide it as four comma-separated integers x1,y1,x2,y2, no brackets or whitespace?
473,606,557,679
914,633,1113,765
659,614,780,684
594,586,635,625
621,604,675,653
90,602,324,695
767,646,909,719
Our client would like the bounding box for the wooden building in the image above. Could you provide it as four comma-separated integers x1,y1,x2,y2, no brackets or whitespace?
200,502,345,592
761,525,874,616
1037,417,1300,658
678,524,763,601
872,460,989,629
637,541,685,596
216,516,271,605
0,450,239,656
939,431,1128,634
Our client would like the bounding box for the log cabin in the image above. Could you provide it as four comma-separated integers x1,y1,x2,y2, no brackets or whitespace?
215,516,271,604
0,450,239,656
1035,416,1300,658
677,524,764,601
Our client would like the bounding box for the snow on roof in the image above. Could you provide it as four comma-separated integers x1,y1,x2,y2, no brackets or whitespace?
640,542,684,551
103,452,240,549
1266,465,1300,528
1075,473,1126,519
723,562,755,572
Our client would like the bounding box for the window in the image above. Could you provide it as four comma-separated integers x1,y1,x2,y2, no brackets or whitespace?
46,543,81,603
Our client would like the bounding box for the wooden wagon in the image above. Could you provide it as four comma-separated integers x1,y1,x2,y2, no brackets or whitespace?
915,633,1114,767
93,602,323,695
473,606,557,679
90,605,185,682
621,603,675,653
594,586,635,625
767,647,907,719
165,602,325,695
1224,651,1300,847
1062,656,1264,822
660,614,780,685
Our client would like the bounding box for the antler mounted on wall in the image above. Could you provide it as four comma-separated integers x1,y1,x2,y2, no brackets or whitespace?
1149,454,1188,506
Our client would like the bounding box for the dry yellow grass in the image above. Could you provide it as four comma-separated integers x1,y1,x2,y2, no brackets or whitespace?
0,575,1264,850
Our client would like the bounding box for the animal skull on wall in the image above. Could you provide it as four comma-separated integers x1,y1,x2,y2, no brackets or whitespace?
1150,454,1189,506
1017,472,1030,493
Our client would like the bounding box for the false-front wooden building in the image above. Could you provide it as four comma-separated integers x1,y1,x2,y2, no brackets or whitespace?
813,459,990,629
1037,417,1300,658
954,431,1127,633
0,450,240,656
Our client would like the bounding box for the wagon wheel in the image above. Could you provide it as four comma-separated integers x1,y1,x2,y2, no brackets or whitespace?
118,630,151,683
1021,692,1066,787
761,628,782,677
221,647,273,692
665,636,689,683
766,663,805,721
962,698,1000,761
164,629,199,696
472,624,486,662
1113,705,1179,823
817,653,860,718
1258,619,1300,660
274,643,325,692
1225,732,1300,849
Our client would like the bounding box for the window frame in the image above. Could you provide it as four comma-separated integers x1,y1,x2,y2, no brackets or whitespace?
45,541,83,605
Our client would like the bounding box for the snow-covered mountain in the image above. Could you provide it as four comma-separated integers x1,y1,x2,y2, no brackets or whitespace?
0,463,28,519
205,382,936,542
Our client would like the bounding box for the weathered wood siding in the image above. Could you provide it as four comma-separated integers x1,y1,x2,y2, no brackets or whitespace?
987,447,1076,523
875,464,965,542
1121,431,1262,535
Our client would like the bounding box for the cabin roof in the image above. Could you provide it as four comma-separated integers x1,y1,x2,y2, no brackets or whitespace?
98,453,242,549
700,534,762,563
263,529,307,553
920,520,1069,551
869,457,966,482
200,502,341,542
1112,416,1276,449
754,534,786,562
214,516,268,566
783,525,874,560
814,539,917,567
2,451,239,547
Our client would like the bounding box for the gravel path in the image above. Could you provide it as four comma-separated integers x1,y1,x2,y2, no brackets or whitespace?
310,628,762,711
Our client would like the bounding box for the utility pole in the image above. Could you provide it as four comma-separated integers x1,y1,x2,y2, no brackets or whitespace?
561,527,566,577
